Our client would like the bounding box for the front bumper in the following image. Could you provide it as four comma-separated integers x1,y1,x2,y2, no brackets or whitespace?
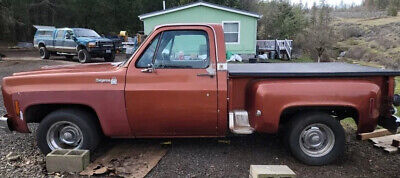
0,115,12,133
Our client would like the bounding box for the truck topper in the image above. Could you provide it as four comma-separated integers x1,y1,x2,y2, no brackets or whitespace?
2,24,400,165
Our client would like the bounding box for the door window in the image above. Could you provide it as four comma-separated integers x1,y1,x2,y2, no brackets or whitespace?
136,34,160,68
56,30,65,39
154,30,209,69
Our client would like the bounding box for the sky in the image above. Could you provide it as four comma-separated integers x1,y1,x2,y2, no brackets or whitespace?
290,0,363,8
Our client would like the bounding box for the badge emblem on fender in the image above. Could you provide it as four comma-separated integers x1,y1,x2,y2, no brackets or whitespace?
96,77,117,85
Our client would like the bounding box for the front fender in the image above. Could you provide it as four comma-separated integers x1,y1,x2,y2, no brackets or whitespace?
247,78,381,133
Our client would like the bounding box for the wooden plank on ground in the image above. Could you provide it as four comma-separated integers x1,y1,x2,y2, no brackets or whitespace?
357,129,392,140
369,134,400,144
80,143,167,178
383,145,399,154
373,142,388,148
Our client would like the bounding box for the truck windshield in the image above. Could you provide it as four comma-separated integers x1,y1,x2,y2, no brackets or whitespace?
74,29,100,37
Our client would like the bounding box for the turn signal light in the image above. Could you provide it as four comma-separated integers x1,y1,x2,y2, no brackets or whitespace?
14,101,20,117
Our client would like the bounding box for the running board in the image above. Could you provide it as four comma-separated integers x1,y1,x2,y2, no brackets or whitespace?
229,110,254,134
57,52,76,55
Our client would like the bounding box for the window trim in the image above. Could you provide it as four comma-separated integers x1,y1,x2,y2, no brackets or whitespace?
135,33,161,68
136,30,211,69
222,21,240,44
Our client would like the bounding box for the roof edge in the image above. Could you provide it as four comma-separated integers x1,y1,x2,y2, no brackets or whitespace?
139,1,261,20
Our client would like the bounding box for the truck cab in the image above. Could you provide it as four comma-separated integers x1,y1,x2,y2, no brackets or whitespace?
33,26,116,63
2,24,400,166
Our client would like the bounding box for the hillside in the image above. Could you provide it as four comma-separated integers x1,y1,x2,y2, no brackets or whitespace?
333,13,400,69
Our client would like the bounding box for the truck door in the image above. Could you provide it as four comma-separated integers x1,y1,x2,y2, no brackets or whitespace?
64,30,77,53
54,30,66,52
125,27,218,137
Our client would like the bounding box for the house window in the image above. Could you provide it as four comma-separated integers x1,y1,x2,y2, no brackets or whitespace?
223,22,240,44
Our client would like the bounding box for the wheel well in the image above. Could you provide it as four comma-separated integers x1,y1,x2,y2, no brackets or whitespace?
77,45,86,51
279,106,359,126
38,43,45,48
25,104,100,127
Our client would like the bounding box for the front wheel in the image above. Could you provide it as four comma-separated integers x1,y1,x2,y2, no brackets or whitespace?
36,109,101,154
78,49,91,63
286,112,345,165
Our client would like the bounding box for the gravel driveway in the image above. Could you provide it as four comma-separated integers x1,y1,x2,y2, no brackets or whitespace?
0,50,399,177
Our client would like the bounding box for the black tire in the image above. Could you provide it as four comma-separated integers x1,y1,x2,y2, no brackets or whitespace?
39,46,50,59
104,51,115,62
285,112,345,165
36,109,102,154
65,55,74,60
78,49,91,63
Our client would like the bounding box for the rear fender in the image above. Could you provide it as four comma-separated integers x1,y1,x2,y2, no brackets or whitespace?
247,79,381,133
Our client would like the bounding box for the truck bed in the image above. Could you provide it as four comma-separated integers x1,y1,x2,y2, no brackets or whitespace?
228,62,400,77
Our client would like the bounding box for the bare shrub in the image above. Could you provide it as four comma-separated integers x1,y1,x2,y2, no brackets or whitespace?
369,42,378,49
347,47,367,59
340,26,364,39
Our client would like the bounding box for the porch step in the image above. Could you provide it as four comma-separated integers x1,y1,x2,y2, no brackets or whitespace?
229,110,254,134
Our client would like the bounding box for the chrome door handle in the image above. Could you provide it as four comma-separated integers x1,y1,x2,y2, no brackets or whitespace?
197,73,215,78
141,68,154,73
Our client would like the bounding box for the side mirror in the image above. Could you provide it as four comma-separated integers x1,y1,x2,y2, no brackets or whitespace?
65,33,71,39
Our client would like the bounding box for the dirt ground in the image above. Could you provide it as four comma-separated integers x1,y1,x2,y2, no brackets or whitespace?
0,49,400,178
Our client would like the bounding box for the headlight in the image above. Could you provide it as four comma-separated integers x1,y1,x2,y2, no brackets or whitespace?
88,42,96,48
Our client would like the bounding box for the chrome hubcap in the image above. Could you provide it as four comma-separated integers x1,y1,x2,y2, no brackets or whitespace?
47,121,83,150
299,123,335,157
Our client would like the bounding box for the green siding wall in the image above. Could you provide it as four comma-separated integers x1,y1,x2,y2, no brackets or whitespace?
142,6,258,54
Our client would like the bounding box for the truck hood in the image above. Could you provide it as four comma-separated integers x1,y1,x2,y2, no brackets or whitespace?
13,62,123,76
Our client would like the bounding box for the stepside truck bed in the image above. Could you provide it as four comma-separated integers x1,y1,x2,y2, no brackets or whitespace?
228,63,400,77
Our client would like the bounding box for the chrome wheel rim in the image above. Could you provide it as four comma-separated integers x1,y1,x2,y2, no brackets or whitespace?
46,121,83,150
299,123,335,157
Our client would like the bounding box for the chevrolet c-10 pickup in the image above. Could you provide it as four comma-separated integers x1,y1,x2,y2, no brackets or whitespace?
2,24,400,165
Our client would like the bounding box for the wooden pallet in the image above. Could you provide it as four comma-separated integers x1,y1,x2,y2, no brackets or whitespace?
369,134,400,154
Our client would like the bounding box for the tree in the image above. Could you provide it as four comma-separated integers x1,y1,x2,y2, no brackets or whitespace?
257,0,308,39
300,2,335,62
387,0,400,16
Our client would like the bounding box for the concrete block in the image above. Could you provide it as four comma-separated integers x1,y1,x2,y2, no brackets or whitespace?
250,165,296,178
46,149,90,173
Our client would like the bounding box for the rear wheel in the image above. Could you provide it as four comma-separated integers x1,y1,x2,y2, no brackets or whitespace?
39,46,50,59
36,109,101,154
78,49,91,63
285,112,345,165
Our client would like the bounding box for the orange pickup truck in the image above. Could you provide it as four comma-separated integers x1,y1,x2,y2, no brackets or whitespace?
1,24,400,165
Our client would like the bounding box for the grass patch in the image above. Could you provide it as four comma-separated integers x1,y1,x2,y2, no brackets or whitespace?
336,16,400,26
341,118,357,130
268,56,314,63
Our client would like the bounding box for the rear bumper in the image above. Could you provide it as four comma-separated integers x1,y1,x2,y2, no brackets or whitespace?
0,115,12,133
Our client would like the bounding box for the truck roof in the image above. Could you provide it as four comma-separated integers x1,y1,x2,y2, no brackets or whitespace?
228,62,400,77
